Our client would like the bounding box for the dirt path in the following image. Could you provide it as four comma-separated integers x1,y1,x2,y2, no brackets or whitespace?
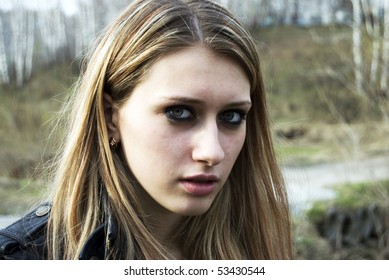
283,155,389,213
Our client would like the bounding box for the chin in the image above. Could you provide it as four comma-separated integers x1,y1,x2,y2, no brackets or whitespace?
173,202,213,217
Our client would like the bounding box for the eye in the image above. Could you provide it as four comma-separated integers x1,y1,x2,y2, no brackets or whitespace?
219,110,247,125
165,106,194,121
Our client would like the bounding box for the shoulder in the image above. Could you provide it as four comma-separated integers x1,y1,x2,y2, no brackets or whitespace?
0,202,51,260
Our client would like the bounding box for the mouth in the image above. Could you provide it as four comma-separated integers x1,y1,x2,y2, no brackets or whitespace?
179,175,220,196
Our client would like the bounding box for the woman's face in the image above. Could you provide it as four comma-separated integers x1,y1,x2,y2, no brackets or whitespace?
113,46,251,216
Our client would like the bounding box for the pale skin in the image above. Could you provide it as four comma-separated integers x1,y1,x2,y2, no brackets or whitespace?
106,46,251,258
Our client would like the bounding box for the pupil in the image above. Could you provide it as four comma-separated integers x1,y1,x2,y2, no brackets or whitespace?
173,108,183,117
224,112,234,120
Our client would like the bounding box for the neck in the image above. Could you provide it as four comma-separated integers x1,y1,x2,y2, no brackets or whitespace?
148,208,185,259
138,189,185,259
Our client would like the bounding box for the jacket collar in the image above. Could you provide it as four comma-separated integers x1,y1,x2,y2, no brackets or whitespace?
78,224,106,260
79,215,117,260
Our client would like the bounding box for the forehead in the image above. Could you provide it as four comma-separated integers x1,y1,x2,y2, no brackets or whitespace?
138,46,250,99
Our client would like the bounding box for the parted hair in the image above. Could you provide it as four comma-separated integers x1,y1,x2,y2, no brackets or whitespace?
46,0,292,259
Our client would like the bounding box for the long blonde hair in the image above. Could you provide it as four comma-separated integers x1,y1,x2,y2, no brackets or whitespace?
46,0,292,259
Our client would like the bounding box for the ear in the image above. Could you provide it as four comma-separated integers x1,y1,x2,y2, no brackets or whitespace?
103,93,120,142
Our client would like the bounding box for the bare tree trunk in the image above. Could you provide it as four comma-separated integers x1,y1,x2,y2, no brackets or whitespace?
0,16,10,85
361,0,373,35
74,12,83,58
25,10,35,81
351,0,364,95
56,3,68,61
245,0,262,27
257,0,270,26
11,1,27,87
369,0,381,87
381,1,389,92
37,10,53,64
75,0,97,58
292,0,299,25
85,0,97,45
283,0,295,25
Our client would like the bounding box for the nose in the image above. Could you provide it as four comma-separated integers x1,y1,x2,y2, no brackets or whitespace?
192,122,225,166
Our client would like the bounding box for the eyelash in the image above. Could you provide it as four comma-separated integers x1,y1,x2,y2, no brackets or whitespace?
165,105,247,126
165,106,195,122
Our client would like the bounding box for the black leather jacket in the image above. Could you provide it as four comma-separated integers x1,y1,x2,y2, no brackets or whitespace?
0,203,110,260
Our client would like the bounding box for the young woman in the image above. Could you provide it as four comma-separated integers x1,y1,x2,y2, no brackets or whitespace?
0,0,292,259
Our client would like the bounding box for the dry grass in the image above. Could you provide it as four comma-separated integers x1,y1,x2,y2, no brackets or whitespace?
0,177,45,215
275,121,389,165
0,64,76,178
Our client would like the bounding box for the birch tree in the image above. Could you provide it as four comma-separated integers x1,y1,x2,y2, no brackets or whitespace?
358,0,389,118
0,15,10,85
380,1,389,94
364,0,382,87
10,1,28,87
282,0,296,25
74,0,97,57
24,9,35,81
351,0,364,95
310,0,389,125
53,2,68,62
37,8,60,64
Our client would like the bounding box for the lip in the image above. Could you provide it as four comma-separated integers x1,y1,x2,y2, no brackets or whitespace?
180,174,220,196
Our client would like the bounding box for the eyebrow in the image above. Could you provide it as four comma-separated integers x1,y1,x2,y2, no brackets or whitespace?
162,96,252,107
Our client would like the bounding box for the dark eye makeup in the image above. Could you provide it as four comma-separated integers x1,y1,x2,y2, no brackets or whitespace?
165,105,194,121
165,105,248,126
219,110,247,125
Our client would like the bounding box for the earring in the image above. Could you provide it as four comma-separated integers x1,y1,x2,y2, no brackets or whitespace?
109,137,118,149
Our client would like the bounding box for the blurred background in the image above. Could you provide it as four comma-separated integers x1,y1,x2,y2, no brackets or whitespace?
0,0,389,259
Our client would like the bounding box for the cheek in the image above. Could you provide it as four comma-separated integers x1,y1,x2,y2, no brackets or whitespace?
119,116,188,168
223,128,246,161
